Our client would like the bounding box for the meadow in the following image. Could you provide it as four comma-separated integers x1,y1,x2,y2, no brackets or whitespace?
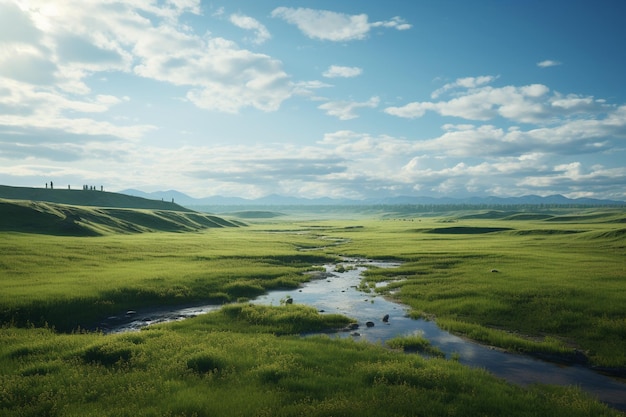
334,210,626,369
1,206,625,416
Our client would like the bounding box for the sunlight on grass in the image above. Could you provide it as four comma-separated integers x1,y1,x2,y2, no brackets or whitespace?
1,208,625,415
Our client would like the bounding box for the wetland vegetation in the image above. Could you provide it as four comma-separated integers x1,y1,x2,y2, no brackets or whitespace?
1,198,625,416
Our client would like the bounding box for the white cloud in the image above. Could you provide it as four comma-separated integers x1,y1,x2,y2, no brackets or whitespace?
292,80,333,99
385,82,605,123
271,7,410,41
0,78,153,139
1,2,624,201
371,16,412,31
550,93,597,111
518,163,626,196
537,60,562,68
3,118,624,199
0,0,295,123
406,103,626,159
318,96,380,120
134,35,293,113
310,127,626,199
0,1,42,43
230,13,271,45
431,75,497,98
323,65,363,78
384,102,436,119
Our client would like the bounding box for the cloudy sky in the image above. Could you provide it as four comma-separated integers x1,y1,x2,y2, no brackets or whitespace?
1,0,625,200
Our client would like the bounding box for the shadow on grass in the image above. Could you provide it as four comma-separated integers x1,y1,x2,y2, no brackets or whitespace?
424,226,513,234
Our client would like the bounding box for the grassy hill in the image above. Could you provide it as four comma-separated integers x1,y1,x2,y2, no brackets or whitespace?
0,185,243,235
0,184,191,211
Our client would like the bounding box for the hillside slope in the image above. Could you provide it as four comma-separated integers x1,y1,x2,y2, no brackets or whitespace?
0,185,191,211
0,199,243,236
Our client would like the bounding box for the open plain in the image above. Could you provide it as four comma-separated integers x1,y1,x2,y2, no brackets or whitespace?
1,196,625,416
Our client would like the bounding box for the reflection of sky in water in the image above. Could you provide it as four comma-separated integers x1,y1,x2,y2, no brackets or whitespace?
253,259,626,412
107,258,626,411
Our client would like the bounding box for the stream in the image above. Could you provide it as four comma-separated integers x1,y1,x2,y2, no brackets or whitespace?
101,258,626,412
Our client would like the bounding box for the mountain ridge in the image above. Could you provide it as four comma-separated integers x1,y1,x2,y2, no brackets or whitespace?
119,189,626,207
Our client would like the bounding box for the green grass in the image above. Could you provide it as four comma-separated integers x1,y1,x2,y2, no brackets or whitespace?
0,227,335,330
322,212,626,368
2,212,625,366
386,334,445,357
0,199,242,236
0,184,192,211
1,207,626,415
1,306,619,417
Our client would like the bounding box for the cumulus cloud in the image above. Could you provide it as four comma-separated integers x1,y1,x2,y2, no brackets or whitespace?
230,13,271,45
296,94,626,198
400,104,626,159
75,99,624,199
385,78,612,124
132,34,292,113
518,163,626,198
150,142,355,199
0,78,153,139
431,75,497,99
1,0,294,123
537,60,562,68
0,0,299,193
271,7,410,41
315,130,542,197
313,127,626,199
323,65,363,78
318,96,380,120
1,2,624,201
550,93,597,111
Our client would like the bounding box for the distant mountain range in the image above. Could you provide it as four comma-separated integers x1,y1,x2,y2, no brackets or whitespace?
119,189,625,207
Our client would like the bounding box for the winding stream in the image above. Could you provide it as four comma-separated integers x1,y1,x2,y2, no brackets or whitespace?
101,258,626,412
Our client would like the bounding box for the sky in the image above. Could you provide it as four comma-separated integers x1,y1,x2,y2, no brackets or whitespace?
1,0,626,200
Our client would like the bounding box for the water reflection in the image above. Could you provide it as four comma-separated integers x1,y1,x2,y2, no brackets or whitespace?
104,258,626,411
252,258,626,412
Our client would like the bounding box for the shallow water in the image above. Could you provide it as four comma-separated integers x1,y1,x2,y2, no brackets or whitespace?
103,258,626,411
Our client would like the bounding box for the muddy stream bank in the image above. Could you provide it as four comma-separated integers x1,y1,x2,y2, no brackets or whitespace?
99,258,626,412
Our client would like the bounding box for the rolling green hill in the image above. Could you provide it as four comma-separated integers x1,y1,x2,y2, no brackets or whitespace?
0,184,191,211
0,185,243,235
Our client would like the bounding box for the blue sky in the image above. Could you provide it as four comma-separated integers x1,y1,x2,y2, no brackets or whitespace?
1,0,625,200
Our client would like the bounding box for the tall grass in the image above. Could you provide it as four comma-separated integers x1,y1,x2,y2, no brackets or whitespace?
329,214,626,367
0,227,336,330
1,209,625,415
1,305,619,416
2,214,625,364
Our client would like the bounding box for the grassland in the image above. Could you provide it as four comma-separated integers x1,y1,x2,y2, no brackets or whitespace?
1,204,625,416
3,309,616,417
326,210,626,369
0,227,332,330
0,185,191,211
0,199,243,236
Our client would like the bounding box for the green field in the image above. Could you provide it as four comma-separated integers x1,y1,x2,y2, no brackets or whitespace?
1,199,625,416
